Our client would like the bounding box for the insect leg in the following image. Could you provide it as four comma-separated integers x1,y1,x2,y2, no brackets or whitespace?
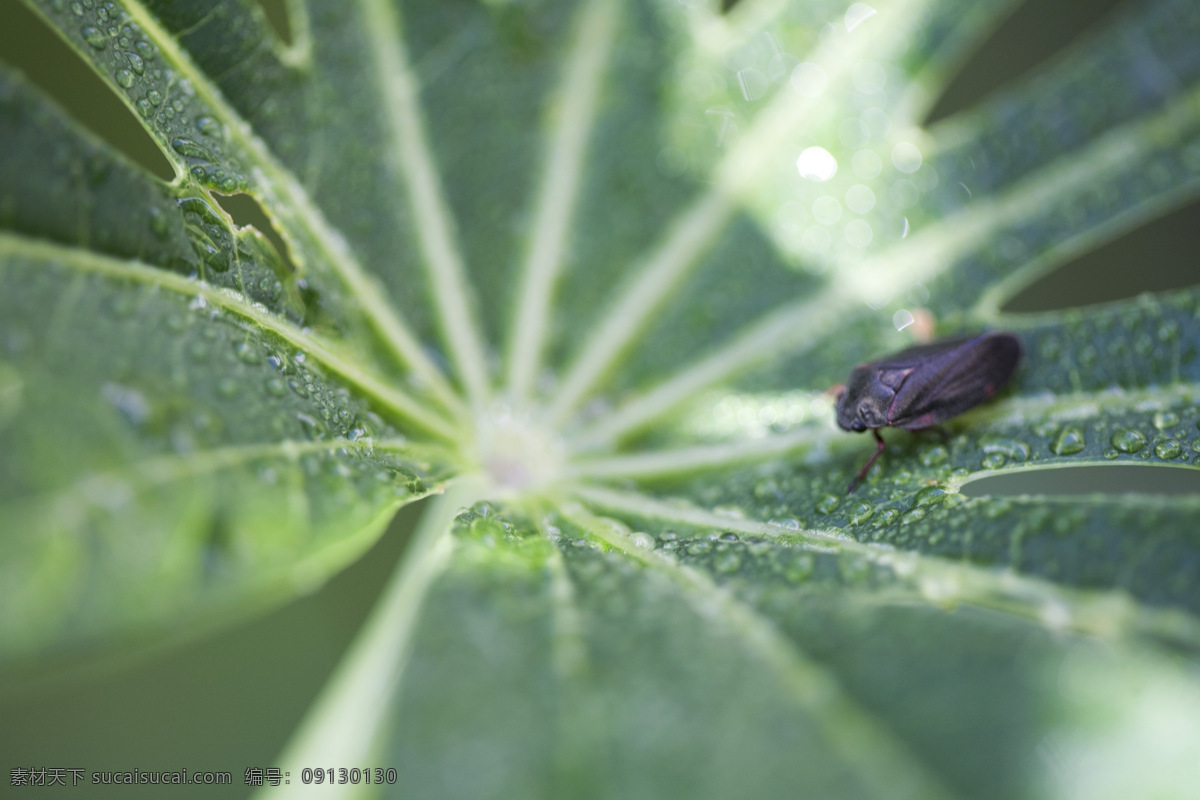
846,428,886,494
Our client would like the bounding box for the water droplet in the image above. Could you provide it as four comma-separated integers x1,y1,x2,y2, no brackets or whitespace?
913,486,948,507
848,502,874,525
713,550,742,573
134,40,156,60
136,98,153,117
1153,439,1182,460
876,507,900,525
1102,447,1119,460
70,2,84,15
1050,426,1085,455
981,452,1006,469
115,68,134,88
187,340,210,362
234,341,259,364
815,494,841,514
1110,429,1146,453
785,553,815,582
81,26,107,49
171,137,215,161
101,382,149,426
1153,411,1179,430
296,412,324,439
146,88,163,106
147,205,169,239
920,445,948,466
979,434,1030,462
125,51,144,75
1032,420,1058,438
216,377,238,398
195,116,221,137
629,531,655,549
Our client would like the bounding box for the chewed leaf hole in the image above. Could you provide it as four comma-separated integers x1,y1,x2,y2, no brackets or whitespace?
213,192,298,276
962,465,1200,497
0,2,173,181
252,0,294,47
924,0,1125,125
1002,198,1200,313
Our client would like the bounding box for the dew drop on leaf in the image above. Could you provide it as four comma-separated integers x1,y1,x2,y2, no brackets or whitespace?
979,434,1030,462
234,341,259,364
920,445,949,467
815,494,841,514
195,116,221,138
1050,426,1086,455
1110,429,1147,453
171,138,215,162
628,531,655,549
1153,439,1182,460
1153,411,1180,429
81,26,106,49
876,507,900,525
848,502,874,525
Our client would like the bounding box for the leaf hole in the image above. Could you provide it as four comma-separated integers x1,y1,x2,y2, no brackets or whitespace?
924,0,1127,125
252,0,295,48
1001,197,1200,313
0,2,173,181
961,465,1200,497
212,192,298,276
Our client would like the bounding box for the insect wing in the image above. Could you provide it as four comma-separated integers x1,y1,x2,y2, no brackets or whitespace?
886,333,1020,430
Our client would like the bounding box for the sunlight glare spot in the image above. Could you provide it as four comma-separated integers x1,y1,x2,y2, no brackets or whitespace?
1040,601,1071,631
852,61,887,94
891,141,923,174
812,195,842,225
802,225,832,254
789,62,828,97
737,68,769,101
861,107,891,138
890,179,919,208
852,149,883,179
705,107,738,147
656,146,689,177
837,117,869,148
844,219,873,248
845,184,876,214
844,3,877,32
796,146,837,181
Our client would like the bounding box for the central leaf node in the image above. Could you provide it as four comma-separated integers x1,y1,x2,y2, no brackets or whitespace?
475,403,567,494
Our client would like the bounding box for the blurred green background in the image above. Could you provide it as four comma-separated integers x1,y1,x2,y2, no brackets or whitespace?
1,0,1198,797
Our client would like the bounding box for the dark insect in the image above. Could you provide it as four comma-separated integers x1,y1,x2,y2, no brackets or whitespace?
834,332,1022,494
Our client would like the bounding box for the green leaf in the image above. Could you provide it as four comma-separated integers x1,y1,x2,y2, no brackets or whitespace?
3,0,1200,797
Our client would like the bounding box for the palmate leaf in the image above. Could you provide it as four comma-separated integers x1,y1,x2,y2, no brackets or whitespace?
3,0,1200,797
